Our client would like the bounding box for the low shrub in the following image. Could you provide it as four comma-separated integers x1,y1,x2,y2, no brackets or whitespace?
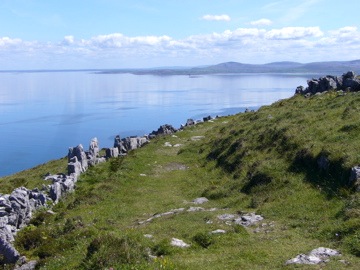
80,233,149,269
152,239,173,256
192,232,213,248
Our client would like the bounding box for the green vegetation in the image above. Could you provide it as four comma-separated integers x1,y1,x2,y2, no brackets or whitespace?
2,91,360,269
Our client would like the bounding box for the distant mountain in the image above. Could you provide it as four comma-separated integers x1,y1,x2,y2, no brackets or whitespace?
99,59,360,75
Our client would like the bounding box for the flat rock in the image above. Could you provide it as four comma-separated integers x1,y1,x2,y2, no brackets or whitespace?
217,214,235,220
286,247,340,265
309,247,340,259
191,136,205,141
211,229,226,234
171,238,190,248
234,213,264,227
286,254,322,265
192,197,209,204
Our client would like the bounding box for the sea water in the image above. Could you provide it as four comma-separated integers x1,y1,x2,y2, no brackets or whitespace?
0,71,312,176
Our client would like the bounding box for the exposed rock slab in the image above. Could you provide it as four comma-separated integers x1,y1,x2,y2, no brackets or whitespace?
192,197,209,204
171,238,190,248
286,247,341,265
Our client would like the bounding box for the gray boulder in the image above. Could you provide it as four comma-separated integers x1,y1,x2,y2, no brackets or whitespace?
114,135,125,152
9,188,32,229
185,119,195,127
106,147,119,158
0,237,20,263
117,136,149,154
192,197,209,204
295,71,360,95
68,144,88,173
343,75,360,91
14,259,37,270
203,115,213,122
349,166,360,191
87,137,100,166
49,182,62,204
149,124,178,138
286,247,340,265
234,213,264,227
0,216,14,242
68,156,82,176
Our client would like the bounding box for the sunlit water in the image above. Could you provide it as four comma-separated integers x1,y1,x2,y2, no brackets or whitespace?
0,71,312,177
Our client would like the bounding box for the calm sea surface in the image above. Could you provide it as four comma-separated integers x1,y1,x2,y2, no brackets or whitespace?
0,72,312,177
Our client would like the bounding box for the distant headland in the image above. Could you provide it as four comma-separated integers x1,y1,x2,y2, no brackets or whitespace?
2,59,360,75
97,59,360,75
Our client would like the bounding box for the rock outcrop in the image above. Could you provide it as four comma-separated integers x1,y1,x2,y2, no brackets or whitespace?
113,135,149,154
1,137,108,264
0,187,50,263
286,247,340,265
295,71,360,96
68,144,88,174
149,124,177,139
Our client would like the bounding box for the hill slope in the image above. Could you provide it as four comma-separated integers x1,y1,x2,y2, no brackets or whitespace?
101,59,360,75
2,91,360,269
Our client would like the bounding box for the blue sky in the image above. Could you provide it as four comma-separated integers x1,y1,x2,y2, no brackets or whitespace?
0,0,359,69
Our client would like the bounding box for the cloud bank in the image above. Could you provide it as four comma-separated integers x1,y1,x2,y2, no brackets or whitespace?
1,26,359,69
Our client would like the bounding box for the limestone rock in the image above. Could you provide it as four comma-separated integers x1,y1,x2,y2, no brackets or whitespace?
87,137,100,166
349,166,360,191
14,259,37,270
0,237,20,263
9,188,32,229
211,229,226,234
115,136,149,154
149,124,177,138
185,119,195,127
171,238,190,248
286,247,340,265
295,71,360,95
203,115,212,122
68,144,88,174
106,147,119,158
234,213,264,227
192,197,209,204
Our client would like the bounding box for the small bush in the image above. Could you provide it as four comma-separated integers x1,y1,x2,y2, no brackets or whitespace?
192,232,213,248
152,239,173,256
344,232,360,256
109,157,124,172
15,225,48,251
63,216,84,233
30,210,52,226
81,233,149,269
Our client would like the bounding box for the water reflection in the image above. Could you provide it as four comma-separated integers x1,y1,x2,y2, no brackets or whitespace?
0,72,312,176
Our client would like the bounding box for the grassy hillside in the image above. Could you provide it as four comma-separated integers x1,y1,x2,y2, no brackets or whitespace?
2,91,360,269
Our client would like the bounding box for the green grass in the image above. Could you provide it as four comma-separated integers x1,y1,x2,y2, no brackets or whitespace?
2,91,360,269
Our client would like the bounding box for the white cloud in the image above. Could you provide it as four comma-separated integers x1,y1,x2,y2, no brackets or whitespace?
201,14,231,21
250,18,273,26
265,27,323,40
1,25,360,69
0,37,23,47
62,35,74,45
